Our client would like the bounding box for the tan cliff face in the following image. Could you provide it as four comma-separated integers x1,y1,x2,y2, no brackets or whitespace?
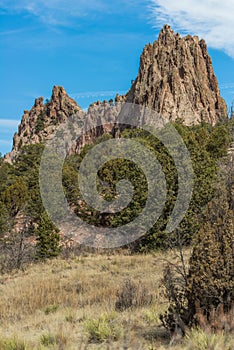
126,25,227,125
4,25,228,163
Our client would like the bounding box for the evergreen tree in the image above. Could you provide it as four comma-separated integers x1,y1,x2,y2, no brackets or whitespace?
35,212,61,260
0,200,9,237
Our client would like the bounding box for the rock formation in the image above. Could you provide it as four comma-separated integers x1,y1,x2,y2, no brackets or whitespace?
4,25,228,162
127,25,227,125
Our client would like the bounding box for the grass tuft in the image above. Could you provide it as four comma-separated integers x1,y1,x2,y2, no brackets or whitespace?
85,313,122,343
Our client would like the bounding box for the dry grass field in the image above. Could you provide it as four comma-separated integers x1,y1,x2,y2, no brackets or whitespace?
0,250,233,350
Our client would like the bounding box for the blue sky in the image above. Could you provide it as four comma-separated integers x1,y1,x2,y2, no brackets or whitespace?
1,0,234,156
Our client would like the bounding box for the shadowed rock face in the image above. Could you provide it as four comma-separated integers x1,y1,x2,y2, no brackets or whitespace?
126,24,227,125
4,25,228,162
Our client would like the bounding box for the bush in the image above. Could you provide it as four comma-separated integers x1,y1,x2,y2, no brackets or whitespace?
0,227,34,272
115,279,152,311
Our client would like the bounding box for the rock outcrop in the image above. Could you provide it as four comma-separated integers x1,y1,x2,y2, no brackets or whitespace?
127,25,227,125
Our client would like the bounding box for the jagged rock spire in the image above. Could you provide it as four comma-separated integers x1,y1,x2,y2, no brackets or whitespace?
127,25,227,125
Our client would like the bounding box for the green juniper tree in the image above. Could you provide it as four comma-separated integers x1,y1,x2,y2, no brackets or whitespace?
35,212,61,260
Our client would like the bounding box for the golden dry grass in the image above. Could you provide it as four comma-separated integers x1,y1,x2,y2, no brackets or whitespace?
0,250,232,349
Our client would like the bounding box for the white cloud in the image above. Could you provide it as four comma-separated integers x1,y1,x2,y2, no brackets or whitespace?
0,119,19,127
149,0,234,58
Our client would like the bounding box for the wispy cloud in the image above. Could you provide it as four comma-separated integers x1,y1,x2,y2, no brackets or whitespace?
220,83,234,90
0,28,28,36
0,119,19,127
0,140,12,146
149,0,234,58
71,90,126,99
0,0,146,27
0,0,108,26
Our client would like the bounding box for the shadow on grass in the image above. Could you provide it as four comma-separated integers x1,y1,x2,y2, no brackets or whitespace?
142,325,171,345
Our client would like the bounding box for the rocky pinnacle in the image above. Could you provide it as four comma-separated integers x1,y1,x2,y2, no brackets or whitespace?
127,25,227,125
